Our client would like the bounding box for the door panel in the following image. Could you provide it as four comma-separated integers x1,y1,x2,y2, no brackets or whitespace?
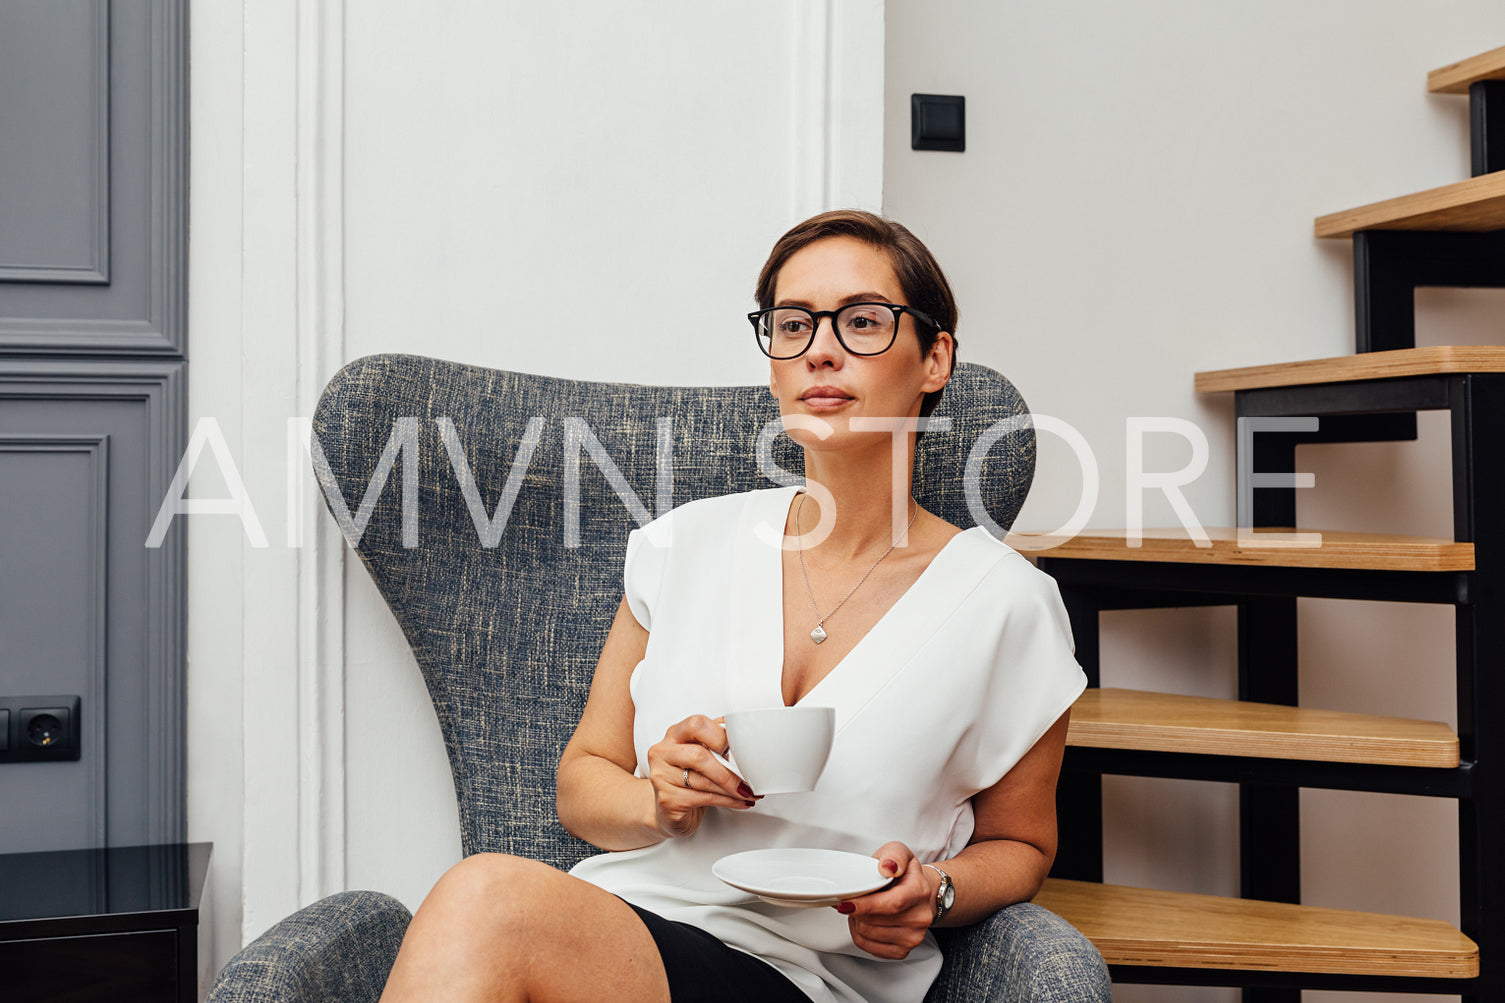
0,0,110,284
0,0,187,356
0,436,107,849
0,0,187,854
0,361,186,851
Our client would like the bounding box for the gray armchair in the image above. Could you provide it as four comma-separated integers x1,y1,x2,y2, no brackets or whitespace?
207,354,1110,1002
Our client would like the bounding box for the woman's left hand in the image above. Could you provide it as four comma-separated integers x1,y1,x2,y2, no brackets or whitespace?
833,841,936,960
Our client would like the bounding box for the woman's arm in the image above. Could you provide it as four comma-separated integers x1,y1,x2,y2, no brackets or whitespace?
557,598,757,852
837,710,1070,958
926,707,1068,924
556,599,662,851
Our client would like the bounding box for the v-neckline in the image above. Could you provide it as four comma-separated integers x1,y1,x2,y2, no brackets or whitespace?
777,488,968,707
723,487,991,726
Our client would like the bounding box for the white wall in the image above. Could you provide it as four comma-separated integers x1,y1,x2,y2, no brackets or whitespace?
884,2,1505,1002
187,0,884,987
186,0,247,983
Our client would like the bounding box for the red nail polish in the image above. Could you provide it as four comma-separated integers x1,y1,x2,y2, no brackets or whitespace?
836,902,855,914
882,859,899,874
738,782,754,798
743,800,756,808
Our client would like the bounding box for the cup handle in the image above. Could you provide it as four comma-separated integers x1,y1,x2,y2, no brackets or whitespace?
709,723,739,775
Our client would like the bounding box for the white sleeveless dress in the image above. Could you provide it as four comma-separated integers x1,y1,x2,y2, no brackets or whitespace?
568,486,1086,1003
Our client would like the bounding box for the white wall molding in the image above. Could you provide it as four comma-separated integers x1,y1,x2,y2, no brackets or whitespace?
789,0,831,220
790,0,884,220
294,0,347,909
238,0,300,942
238,0,348,941
826,0,885,211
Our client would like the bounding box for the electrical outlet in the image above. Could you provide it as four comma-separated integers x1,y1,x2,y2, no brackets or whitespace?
0,696,80,763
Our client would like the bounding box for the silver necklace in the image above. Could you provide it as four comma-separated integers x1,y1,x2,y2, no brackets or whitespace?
795,492,920,645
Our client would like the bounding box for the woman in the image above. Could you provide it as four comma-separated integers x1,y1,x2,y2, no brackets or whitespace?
378,211,1086,1003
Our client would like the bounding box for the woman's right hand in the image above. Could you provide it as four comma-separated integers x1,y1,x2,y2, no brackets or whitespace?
647,715,761,838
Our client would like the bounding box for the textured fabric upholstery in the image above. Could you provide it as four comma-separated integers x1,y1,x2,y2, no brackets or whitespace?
211,353,1108,1001
927,904,1113,1002
205,891,411,1003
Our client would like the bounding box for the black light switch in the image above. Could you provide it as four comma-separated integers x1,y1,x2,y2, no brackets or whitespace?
911,94,965,152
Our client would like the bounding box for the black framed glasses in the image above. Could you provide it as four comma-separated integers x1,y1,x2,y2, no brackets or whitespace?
747,302,941,360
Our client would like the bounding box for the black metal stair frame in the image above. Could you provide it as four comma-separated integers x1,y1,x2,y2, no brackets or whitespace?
1351,82,1505,359
1046,372,1505,1000
1471,80,1505,177
1354,230,1505,355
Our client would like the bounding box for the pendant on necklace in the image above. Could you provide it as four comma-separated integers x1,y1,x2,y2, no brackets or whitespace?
810,624,828,645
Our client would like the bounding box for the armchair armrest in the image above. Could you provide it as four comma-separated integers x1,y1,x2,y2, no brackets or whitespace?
926,902,1111,1002
207,890,412,1003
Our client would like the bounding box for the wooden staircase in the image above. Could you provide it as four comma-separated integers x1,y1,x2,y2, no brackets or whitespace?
1007,45,1505,1000
1033,880,1477,979
1065,688,1459,768
1426,43,1505,93
1009,526,1474,571
1312,171,1505,236
1194,345,1505,391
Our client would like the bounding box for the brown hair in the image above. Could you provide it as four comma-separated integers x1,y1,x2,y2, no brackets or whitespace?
755,209,958,418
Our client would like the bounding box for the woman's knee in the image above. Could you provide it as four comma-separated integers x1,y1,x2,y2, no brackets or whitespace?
422,853,559,937
406,854,668,1001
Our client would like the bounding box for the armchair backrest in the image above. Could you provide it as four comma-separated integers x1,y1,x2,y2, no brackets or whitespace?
312,353,1035,870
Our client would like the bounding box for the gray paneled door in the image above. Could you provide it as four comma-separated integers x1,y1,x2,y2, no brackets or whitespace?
0,1,187,852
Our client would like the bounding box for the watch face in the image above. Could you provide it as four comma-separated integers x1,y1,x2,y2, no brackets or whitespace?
940,881,955,909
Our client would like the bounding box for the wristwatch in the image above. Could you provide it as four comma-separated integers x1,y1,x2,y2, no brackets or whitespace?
924,863,955,923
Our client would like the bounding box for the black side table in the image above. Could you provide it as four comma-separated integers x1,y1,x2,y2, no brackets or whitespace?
0,842,211,1002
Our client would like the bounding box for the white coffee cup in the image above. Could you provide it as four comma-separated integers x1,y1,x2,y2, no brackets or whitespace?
719,706,835,795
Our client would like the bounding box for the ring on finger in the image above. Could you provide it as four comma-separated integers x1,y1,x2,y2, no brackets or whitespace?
682,767,692,789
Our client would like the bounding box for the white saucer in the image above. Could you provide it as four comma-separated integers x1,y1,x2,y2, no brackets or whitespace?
712,848,895,908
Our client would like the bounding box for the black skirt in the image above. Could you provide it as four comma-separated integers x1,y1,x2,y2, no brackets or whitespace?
622,899,813,1003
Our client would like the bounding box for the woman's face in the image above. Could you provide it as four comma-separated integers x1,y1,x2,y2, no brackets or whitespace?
767,235,952,448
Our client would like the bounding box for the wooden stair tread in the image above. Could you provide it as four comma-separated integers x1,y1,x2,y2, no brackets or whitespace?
1429,44,1505,94
1035,879,1479,977
1068,688,1459,768
1006,527,1473,571
1314,171,1505,237
1194,345,1505,392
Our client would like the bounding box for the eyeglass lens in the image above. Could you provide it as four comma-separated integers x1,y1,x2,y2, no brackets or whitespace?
757,304,898,358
